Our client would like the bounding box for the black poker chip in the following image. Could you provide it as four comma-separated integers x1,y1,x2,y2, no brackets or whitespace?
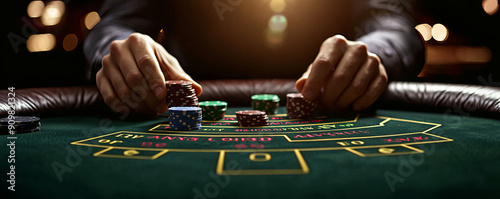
1,126,41,134
0,116,40,125
0,116,41,135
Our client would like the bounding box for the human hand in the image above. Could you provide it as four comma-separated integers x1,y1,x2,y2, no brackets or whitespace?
96,33,202,116
296,35,388,112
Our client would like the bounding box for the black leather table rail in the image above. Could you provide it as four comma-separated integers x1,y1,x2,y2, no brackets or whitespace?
0,80,499,118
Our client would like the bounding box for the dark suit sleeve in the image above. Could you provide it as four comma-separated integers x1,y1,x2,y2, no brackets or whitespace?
83,0,166,82
354,0,425,81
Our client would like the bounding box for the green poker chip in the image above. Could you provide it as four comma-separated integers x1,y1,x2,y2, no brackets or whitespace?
251,94,280,102
199,101,228,108
251,94,280,115
199,101,227,120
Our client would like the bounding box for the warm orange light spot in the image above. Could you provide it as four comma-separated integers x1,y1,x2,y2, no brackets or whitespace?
432,23,448,42
27,0,45,18
270,0,286,13
41,1,65,26
63,34,78,51
482,0,499,15
455,46,492,63
84,11,101,30
26,33,56,52
415,23,432,41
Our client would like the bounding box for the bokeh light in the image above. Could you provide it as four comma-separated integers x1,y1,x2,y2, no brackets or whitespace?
26,34,56,52
265,14,288,47
415,23,432,41
270,0,286,13
268,14,287,33
41,1,65,26
27,0,45,18
84,11,101,30
482,0,499,15
63,34,78,51
265,28,286,47
456,46,492,63
432,23,448,42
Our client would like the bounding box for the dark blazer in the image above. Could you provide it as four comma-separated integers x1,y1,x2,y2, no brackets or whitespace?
84,0,424,82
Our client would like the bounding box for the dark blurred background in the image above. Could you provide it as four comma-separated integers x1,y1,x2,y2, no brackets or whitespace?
1,0,499,88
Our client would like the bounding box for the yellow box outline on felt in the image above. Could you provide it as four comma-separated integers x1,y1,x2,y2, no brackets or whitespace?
216,149,310,175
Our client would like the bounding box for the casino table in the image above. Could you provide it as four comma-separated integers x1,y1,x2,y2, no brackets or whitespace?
1,80,500,198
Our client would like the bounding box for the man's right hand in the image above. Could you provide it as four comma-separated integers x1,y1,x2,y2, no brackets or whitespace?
96,32,202,116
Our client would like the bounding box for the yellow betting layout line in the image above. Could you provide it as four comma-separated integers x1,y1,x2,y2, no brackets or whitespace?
152,150,169,159
421,131,454,141
71,132,123,144
345,148,366,157
93,147,113,156
401,144,424,153
216,150,226,175
149,116,378,135
283,131,427,142
151,115,359,130
294,149,310,174
71,139,452,154
375,116,442,126
70,114,452,159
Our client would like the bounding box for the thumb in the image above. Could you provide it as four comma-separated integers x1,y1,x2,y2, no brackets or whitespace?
186,77,203,97
296,65,312,92
295,77,307,93
153,43,202,96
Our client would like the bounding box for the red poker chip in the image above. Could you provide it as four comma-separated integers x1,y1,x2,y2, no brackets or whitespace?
165,80,199,108
236,110,266,116
235,110,269,126
165,80,192,85
286,93,317,119
286,93,303,98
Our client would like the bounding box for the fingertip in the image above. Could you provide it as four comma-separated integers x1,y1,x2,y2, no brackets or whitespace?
155,103,168,113
153,86,166,99
302,89,316,101
295,78,307,92
192,81,203,96
352,99,370,112
300,78,318,101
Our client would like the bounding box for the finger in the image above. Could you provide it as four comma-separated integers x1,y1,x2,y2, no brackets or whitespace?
153,42,203,96
102,54,131,101
190,80,203,96
129,90,162,116
295,64,312,92
96,69,130,114
335,54,378,109
127,33,167,99
320,42,368,110
109,40,143,94
301,35,348,101
129,77,167,114
352,64,389,111
104,53,144,110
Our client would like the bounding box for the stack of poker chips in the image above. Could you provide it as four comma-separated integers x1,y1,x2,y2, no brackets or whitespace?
166,80,199,107
0,116,41,135
251,94,280,115
235,110,269,127
286,93,317,119
168,107,202,131
199,101,227,121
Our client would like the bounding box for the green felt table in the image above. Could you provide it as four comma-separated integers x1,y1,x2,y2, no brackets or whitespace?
1,107,499,198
